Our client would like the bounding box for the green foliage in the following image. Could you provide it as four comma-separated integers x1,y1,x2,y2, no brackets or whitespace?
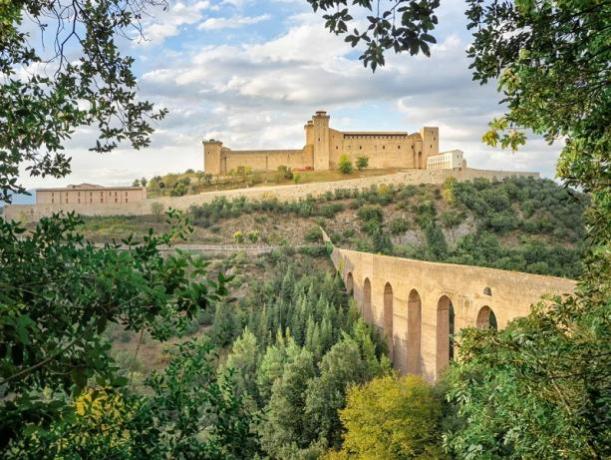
233,230,244,243
329,375,444,459
444,295,610,459
338,155,353,174
7,339,259,459
355,156,369,171
0,0,166,202
305,226,323,243
277,165,294,181
0,210,228,450
150,202,165,220
215,256,389,457
389,217,409,235
308,0,440,70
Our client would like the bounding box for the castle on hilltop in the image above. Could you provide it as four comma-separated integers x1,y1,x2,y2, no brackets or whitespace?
204,111,463,175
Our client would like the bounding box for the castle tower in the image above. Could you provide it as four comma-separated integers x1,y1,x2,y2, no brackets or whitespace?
420,127,439,165
203,139,223,175
304,120,314,146
312,111,330,171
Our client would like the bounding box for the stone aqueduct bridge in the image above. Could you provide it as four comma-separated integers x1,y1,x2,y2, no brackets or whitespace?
322,232,576,381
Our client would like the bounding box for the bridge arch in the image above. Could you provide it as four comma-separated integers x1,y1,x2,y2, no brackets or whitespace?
363,278,372,322
407,289,422,375
436,295,455,377
383,282,394,358
345,272,354,295
476,306,497,330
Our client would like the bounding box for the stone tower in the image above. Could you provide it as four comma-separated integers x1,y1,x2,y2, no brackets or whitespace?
203,139,223,175
312,111,330,171
420,127,440,163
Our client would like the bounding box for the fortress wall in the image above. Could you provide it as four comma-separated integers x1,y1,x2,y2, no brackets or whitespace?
325,234,576,380
223,149,312,173
334,134,422,169
3,168,539,222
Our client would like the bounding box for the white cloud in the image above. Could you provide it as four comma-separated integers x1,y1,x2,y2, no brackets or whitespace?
198,14,270,30
136,1,211,45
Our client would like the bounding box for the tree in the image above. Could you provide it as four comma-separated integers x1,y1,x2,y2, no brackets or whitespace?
7,339,260,459
221,328,260,401
355,156,369,171
307,0,440,70
132,179,140,187
304,337,383,449
1,0,166,202
259,349,317,457
329,375,444,458
338,155,353,174
444,296,610,459
0,211,228,449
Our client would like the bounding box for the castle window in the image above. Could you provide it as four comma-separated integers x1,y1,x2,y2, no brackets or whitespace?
398,145,401,149
359,146,362,150
382,146,385,150
78,199,80,204
51,198,54,204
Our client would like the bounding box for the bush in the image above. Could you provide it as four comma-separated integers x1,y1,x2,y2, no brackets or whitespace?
304,227,323,243
357,205,383,223
151,202,165,220
247,230,259,243
338,155,353,174
356,156,369,171
233,231,245,243
389,217,409,235
277,165,293,181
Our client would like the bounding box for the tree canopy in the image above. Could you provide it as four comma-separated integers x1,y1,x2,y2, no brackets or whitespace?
0,0,167,202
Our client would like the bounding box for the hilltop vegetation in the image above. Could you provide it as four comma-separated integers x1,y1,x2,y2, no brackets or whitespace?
136,166,400,197
79,176,587,279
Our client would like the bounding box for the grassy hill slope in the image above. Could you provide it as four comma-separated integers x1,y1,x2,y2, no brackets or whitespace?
78,176,586,278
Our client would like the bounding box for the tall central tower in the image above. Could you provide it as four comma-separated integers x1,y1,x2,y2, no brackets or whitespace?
312,111,330,170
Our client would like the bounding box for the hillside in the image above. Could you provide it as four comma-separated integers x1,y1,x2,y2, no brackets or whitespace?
135,166,403,197
77,176,586,279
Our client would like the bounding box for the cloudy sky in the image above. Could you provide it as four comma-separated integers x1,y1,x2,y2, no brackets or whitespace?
22,0,563,189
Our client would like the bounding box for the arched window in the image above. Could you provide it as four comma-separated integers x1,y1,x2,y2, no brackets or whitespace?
476,306,498,330
483,287,492,296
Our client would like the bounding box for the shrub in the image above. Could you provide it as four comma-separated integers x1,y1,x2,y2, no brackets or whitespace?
338,155,353,174
151,202,165,221
277,165,293,181
304,227,323,243
389,217,409,235
247,230,259,243
357,205,383,223
356,156,369,171
233,231,245,243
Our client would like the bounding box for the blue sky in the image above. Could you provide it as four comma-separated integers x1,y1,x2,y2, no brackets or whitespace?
21,0,563,189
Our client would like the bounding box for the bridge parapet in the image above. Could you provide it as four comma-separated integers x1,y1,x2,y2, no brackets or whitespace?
322,229,576,381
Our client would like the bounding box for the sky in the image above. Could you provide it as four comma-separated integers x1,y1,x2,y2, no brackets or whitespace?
20,0,563,189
